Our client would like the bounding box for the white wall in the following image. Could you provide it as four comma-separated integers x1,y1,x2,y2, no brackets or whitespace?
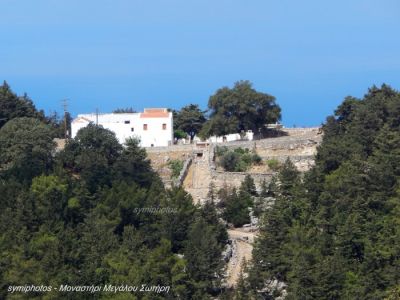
71,111,173,147
208,131,254,143
71,121,88,139
134,116,173,147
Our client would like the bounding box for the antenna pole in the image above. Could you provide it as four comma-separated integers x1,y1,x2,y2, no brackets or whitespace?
62,99,69,139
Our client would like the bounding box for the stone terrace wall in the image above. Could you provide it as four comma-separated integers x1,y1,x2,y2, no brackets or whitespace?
281,127,321,136
208,143,272,190
173,157,193,187
147,128,322,192
215,131,321,150
208,128,322,190
146,145,195,188
145,144,195,153
211,170,274,191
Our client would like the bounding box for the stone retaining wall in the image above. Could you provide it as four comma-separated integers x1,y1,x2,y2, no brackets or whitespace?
211,171,274,190
215,135,321,150
207,132,321,189
145,144,194,153
173,157,193,187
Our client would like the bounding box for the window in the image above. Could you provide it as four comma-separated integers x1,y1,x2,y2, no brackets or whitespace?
143,124,148,130
162,123,167,130
131,127,134,132
124,120,130,124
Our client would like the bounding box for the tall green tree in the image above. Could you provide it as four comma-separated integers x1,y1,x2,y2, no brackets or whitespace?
185,217,225,298
160,187,197,253
249,160,301,290
0,117,55,182
112,137,160,188
0,81,45,129
240,175,257,196
57,123,122,193
201,81,281,137
223,188,252,227
174,104,206,141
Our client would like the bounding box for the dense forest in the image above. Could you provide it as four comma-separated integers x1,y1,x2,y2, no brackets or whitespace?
2,81,400,299
243,85,400,299
0,82,228,299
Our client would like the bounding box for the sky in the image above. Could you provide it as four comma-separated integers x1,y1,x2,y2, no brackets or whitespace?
1,0,399,126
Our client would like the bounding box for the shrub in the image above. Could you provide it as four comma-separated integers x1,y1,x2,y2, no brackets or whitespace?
215,146,229,157
251,153,262,165
174,129,187,140
234,147,249,155
266,158,281,171
241,153,253,165
217,147,262,172
168,159,184,178
234,160,249,172
220,152,240,172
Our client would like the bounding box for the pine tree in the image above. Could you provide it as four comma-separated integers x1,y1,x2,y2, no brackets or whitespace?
185,217,224,297
240,175,257,196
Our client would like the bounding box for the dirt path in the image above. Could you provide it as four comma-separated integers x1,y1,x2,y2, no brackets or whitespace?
226,229,258,287
228,229,256,243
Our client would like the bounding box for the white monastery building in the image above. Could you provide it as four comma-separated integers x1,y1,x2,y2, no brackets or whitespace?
71,108,173,147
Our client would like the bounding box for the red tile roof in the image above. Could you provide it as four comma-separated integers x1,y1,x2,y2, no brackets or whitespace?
140,112,169,118
140,108,169,118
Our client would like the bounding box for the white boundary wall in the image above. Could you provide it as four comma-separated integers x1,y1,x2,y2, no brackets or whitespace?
208,131,254,143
